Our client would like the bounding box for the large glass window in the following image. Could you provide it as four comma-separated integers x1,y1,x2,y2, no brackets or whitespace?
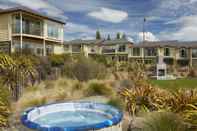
23,18,42,36
12,15,20,33
47,24,60,39
164,48,171,56
144,48,157,56
192,49,197,58
132,48,141,56
179,48,188,58
12,14,43,36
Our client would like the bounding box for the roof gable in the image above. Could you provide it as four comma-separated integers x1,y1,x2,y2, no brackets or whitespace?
0,6,65,24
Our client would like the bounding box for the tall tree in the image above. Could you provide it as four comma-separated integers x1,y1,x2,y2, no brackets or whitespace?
122,33,127,39
107,34,111,40
116,32,121,39
96,30,101,40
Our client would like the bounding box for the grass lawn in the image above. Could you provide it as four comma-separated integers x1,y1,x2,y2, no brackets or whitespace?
149,78,197,91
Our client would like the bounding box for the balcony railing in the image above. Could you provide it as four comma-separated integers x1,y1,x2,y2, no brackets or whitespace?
102,49,116,54
12,14,43,36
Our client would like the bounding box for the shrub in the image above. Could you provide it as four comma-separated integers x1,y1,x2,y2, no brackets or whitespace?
37,57,52,80
188,68,197,78
107,97,125,110
86,82,114,97
49,54,70,67
23,97,47,108
0,86,10,127
119,79,134,89
142,112,188,131
91,54,108,66
72,81,83,90
64,55,107,81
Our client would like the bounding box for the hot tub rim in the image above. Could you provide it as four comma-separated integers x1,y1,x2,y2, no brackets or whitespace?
21,101,123,131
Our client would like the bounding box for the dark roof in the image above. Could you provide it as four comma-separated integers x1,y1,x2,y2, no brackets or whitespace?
133,41,197,48
64,39,104,45
64,39,133,45
102,39,133,45
0,7,65,24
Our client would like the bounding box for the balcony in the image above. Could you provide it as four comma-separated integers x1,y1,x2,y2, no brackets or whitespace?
102,48,116,54
12,14,43,37
102,46,116,54
144,48,157,57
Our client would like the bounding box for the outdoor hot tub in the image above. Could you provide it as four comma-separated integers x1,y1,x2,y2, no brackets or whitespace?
21,102,123,131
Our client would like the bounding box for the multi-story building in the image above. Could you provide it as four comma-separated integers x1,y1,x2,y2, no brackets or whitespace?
129,41,197,67
64,39,104,56
64,39,133,61
0,7,65,56
65,40,197,68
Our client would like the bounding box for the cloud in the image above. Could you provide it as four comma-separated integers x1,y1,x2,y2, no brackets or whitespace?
47,0,103,12
87,7,128,23
65,22,95,34
160,15,197,41
0,4,13,9
127,37,134,42
190,0,197,3
138,32,158,42
4,0,67,20
64,22,97,40
166,15,197,25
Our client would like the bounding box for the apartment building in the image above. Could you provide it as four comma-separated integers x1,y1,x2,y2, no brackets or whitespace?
129,41,197,67
0,7,65,56
64,39,104,56
64,39,133,61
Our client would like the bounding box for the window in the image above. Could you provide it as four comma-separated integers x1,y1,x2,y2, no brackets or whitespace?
102,46,116,53
179,48,187,58
12,15,20,33
192,49,197,58
12,14,42,36
144,59,154,64
132,48,141,56
118,45,126,52
164,48,170,56
47,24,59,39
144,48,157,56
64,45,70,52
36,48,43,56
46,48,52,55
72,45,81,52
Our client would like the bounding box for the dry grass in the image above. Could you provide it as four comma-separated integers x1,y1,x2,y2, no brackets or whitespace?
12,78,85,120
11,78,117,124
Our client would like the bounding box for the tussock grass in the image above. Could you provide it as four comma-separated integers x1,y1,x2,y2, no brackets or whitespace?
13,78,85,117
142,112,188,131
85,80,115,97
12,78,116,123
107,96,125,110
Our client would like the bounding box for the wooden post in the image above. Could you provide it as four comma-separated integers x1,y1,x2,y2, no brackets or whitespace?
20,12,23,53
43,39,46,56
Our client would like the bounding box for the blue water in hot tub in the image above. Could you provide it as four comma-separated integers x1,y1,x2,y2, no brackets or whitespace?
34,111,111,127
